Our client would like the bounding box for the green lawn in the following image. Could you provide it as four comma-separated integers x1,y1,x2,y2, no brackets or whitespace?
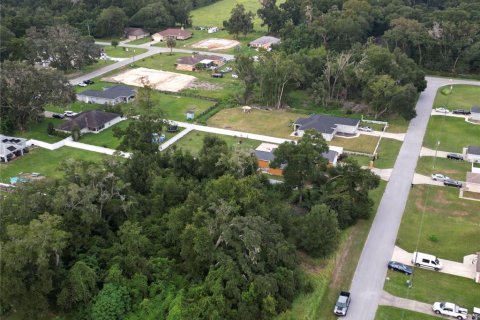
329,135,379,154
14,119,66,143
433,84,480,110
416,156,471,181
346,155,372,167
46,101,101,113
79,120,130,150
173,130,261,155
396,185,480,261
374,138,402,169
385,116,409,133
423,116,480,153
128,37,152,45
384,268,480,311
103,46,147,58
375,306,439,320
0,147,108,183
66,60,115,80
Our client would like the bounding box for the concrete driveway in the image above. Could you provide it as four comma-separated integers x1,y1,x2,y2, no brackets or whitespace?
379,292,442,318
360,130,406,141
420,147,452,158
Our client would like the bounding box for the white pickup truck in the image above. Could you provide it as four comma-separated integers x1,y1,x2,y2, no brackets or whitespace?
432,302,468,320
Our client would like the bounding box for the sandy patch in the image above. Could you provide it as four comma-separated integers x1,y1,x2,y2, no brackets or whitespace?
104,67,197,92
191,38,240,50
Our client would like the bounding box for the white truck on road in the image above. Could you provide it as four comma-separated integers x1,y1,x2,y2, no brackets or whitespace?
432,302,468,320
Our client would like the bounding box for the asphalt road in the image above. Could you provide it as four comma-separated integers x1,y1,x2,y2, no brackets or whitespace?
344,76,480,320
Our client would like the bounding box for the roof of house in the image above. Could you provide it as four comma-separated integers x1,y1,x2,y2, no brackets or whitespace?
472,106,480,113
177,54,223,66
57,110,121,131
78,85,135,100
467,172,480,184
124,27,149,37
155,28,192,38
250,36,281,46
467,146,480,155
322,150,339,163
294,114,360,134
255,143,279,162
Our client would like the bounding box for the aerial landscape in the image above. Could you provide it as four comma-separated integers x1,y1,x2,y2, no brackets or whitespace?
0,0,479,319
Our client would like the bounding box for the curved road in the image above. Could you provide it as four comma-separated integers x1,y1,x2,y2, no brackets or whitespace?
345,76,480,320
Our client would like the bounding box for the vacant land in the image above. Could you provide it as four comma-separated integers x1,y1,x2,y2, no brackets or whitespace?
416,156,471,181
375,306,440,320
103,46,147,58
396,185,480,261
14,118,65,143
374,138,403,169
0,147,108,183
173,130,260,155
423,116,480,152
433,84,480,110
208,107,298,139
191,38,240,50
384,268,480,310
329,135,379,154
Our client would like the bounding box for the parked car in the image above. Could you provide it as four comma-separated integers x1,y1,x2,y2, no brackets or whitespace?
432,302,468,320
444,178,462,188
387,261,413,275
77,82,87,87
83,79,94,85
472,307,480,320
435,107,450,113
452,109,471,115
211,73,223,78
447,153,464,161
431,173,450,181
358,126,373,132
334,291,351,316
412,252,442,271
52,113,65,119
231,73,239,78
64,111,78,117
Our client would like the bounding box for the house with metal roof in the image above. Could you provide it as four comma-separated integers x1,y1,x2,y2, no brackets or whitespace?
293,114,360,141
56,110,123,134
76,85,135,105
0,135,27,162
249,36,281,50
176,54,225,71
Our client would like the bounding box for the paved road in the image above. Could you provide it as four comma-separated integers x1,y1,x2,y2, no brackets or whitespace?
344,76,480,320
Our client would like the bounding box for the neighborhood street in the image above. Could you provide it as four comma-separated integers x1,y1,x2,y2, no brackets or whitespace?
344,76,480,320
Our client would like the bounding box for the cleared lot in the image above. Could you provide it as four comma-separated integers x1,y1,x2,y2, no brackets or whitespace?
191,38,240,50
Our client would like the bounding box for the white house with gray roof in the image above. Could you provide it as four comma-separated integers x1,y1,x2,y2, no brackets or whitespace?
77,85,135,105
293,114,360,141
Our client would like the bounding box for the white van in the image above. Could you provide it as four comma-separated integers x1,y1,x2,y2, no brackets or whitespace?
411,252,443,271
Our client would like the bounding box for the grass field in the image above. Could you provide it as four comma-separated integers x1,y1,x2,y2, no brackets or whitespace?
396,185,480,261
66,60,115,80
103,46,147,58
423,116,480,153
384,268,480,310
375,306,440,320
278,181,387,320
0,147,108,183
433,84,480,110
46,101,101,113
329,135,379,154
14,119,66,143
416,156,471,181
173,130,261,154
374,138,403,169
128,37,152,45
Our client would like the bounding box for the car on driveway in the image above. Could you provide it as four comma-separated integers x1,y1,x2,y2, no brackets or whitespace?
387,261,413,275
358,126,373,132
435,107,450,113
52,113,65,119
447,153,463,160
431,173,450,182
83,79,94,85
452,109,471,115
77,82,87,87
64,111,78,117
444,179,462,188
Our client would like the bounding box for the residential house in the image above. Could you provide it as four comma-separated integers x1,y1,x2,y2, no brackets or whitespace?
77,85,135,105
56,110,123,134
465,172,480,194
0,135,27,162
124,27,150,40
466,146,480,163
293,114,360,141
152,28,192,42
249,36,281,50
176,54,225,71
471,106,480,121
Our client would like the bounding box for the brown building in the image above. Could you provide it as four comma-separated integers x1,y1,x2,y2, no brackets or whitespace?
176,54,225,71
152,28,192,42
124,28,150,40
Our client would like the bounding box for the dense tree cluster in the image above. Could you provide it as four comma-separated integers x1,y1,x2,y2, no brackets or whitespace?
0,132,378,319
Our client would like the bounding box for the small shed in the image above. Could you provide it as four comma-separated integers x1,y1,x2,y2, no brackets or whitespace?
242,106,252,113
186,110,195,120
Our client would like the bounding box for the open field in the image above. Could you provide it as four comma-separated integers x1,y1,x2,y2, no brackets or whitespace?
0,147,108,183
103,46,147,58
329,135,379,154
416,156,471,181
423,116,480,152
433,84,480,110
208,107,298,139
104,67,197,92
375,306,441,320
278,181,387,320
396,185,480,261
14,118,65,143
374,138,403,169
173,130,261,155
384,268,480,311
